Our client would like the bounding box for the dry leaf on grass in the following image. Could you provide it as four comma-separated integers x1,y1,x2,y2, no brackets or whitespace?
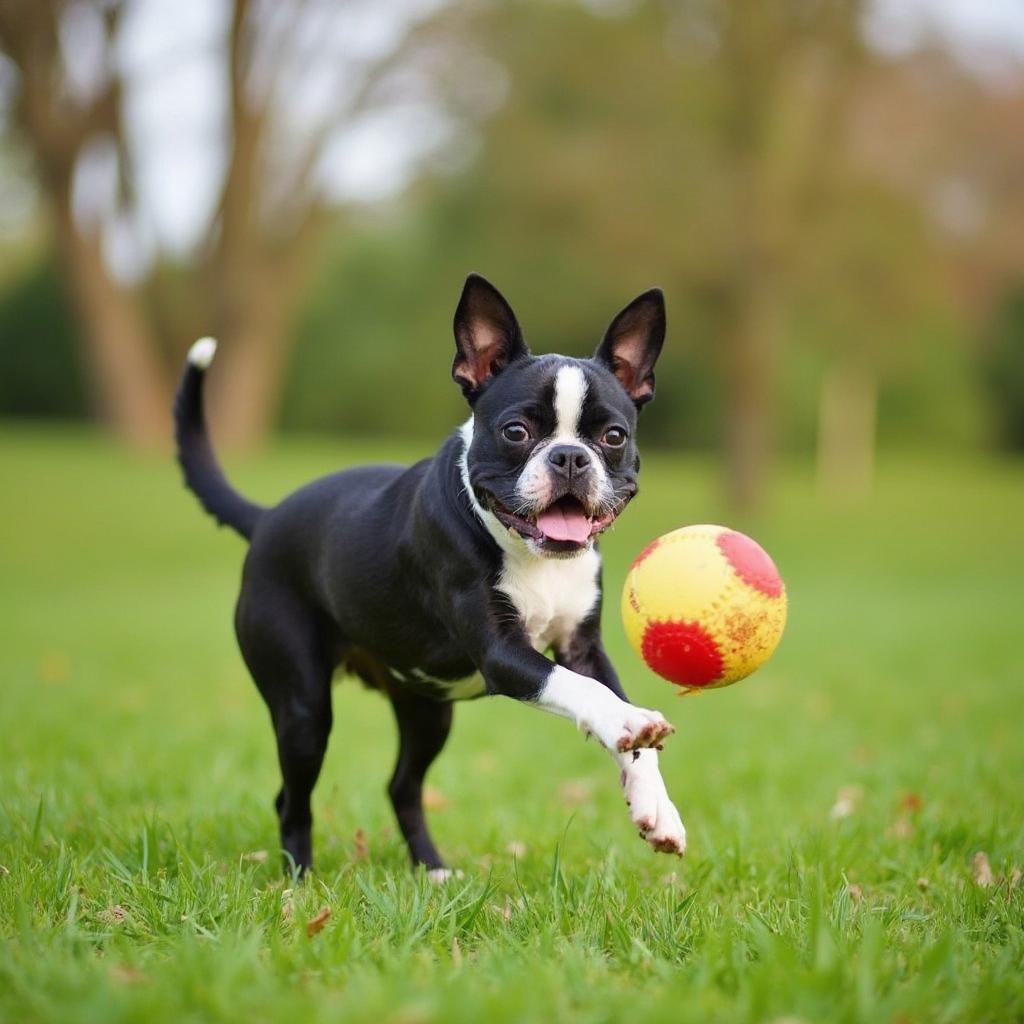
899,793,924,814
423,787,448,811
306,906,331,938
281,888,294,921
846,884,864,903
38,652,72,683
109,964,147,985
829,785,864,820
887,817,914,839
241,850,268,863
973,851,994,887
916,877,930,891
1009,868,1021,893
353,828,369,862
451,935,462,967
559,780,593,807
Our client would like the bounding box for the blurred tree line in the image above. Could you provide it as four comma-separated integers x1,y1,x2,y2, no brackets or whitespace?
1,0,1023,508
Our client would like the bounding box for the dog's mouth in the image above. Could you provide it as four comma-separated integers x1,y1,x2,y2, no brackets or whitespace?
485,494,620,549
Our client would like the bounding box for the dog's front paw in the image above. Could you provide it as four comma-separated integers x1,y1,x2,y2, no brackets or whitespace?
425,867,464,884
620,749,687,856
611,707,674,753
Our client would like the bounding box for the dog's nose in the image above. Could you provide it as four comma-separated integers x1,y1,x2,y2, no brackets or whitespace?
547,444,591,478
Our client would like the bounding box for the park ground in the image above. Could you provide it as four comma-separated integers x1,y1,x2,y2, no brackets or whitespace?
0,427,1022,1023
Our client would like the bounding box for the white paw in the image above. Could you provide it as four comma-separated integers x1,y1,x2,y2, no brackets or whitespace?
619,749,687,856
594,705,673,753
426,868,464,884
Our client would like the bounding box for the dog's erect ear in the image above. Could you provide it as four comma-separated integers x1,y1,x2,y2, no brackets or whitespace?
593,289,666,409
452,274,529,402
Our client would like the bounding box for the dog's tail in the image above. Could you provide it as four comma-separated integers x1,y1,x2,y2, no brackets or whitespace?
173,338,265,541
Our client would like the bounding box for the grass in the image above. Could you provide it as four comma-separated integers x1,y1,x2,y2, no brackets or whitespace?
0,424,1022,1024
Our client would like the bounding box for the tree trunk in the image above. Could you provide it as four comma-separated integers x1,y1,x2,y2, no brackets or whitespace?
204,209,325,450
50,177,170,448
721,266,779,512
206,256,303,450
816,359,877,501
209,318,292,451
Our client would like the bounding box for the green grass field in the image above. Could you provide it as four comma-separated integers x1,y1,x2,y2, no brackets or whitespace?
1,427,1022,1023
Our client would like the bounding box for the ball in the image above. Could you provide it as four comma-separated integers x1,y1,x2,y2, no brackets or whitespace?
621,525,787,693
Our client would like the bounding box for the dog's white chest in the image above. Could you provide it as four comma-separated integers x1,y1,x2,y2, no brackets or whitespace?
496,547,601,651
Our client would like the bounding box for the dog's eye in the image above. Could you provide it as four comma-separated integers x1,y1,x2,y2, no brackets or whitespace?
603,427,628,448
502,422,530,444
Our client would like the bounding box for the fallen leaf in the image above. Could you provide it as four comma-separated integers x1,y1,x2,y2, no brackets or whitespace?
353,828,369,862
559,779,593,807
97,905,127,925
506,840,527,858
887,817,914,839
451,935,462,967
916,877,930,891
829,785,864,820
305,905,331,938
899,793,924,814
973,851,994,887
109,964,146,985
423,787,448,811
847,884,864,903
38,651,71,683
242,850,268,863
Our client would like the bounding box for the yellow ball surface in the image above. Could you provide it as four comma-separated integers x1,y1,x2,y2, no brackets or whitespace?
621,524,787,693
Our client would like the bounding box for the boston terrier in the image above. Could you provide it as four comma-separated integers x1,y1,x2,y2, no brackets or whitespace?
174,274,686,879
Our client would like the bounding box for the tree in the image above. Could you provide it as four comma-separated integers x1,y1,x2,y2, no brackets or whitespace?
0,0,443,447
436,0,869,508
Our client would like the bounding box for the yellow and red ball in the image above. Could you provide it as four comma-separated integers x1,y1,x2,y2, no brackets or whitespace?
621,525,787,693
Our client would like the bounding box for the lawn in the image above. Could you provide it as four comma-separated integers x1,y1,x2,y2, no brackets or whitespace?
0,426,1022,1024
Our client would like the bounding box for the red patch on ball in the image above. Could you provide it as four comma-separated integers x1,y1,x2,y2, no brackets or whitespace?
716,530,783,598
641,620,724,687
632,536,662,566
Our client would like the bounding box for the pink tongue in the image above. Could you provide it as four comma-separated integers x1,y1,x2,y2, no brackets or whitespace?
536,504,591,543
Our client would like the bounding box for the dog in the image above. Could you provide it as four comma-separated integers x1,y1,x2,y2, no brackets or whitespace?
174,274,686,878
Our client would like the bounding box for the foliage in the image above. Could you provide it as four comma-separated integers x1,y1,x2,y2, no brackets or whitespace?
0,261,87,420
0,0,1021,481
1,429,1022,1023
983,285,1024,450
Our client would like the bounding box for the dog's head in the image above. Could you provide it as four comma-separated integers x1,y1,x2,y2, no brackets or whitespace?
455,274,665,558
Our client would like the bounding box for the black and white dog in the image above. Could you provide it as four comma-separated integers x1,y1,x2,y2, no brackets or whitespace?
174,274,685,878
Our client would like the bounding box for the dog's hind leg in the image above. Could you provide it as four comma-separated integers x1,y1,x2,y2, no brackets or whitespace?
235,586,335,877
387,689,453,876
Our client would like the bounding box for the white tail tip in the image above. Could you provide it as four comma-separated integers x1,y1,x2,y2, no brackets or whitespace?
188,336,218,369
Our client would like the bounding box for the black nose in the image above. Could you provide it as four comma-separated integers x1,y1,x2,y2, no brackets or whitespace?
547,444,591,479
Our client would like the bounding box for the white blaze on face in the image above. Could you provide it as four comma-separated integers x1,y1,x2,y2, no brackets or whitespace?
553,364,587,439
517,363,612,513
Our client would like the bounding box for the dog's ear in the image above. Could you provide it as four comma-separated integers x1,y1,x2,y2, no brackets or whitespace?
452,274,529,402
593,288,666,409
